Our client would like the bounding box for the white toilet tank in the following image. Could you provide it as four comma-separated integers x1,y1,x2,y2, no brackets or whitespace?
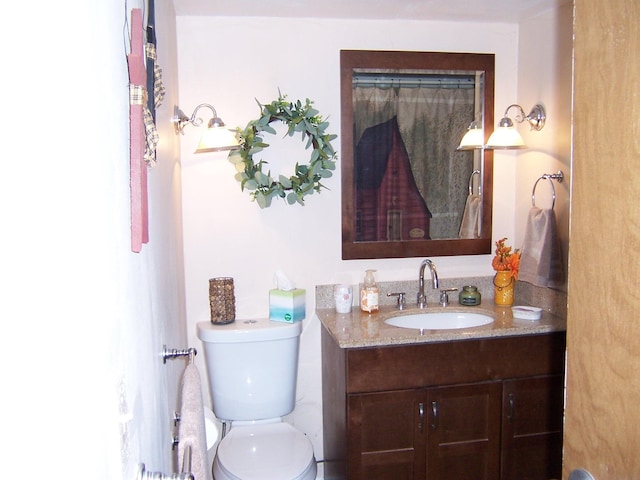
196,319,302,421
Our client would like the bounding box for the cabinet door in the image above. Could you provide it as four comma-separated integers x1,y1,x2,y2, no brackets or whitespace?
501,375,564,480
348,389,426,480
426,382,502,480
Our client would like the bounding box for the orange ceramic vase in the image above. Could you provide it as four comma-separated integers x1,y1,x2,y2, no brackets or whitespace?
494,271,515,306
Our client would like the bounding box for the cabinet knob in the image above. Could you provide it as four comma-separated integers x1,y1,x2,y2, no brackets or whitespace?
418,402,425,433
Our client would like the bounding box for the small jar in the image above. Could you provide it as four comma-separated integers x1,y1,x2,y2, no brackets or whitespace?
459,285,481,306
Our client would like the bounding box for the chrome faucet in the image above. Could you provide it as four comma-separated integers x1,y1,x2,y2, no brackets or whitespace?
417,259,439,308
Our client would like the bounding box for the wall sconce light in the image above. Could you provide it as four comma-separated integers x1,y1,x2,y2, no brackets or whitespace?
485,103,546,149
457,121,484,150
172,103,240,153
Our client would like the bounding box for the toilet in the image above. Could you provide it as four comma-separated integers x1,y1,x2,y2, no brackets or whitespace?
196,318,317,480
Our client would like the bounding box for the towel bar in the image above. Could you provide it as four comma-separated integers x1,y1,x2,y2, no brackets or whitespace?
137,445,194,480
532,170,564,209
162,345,197,364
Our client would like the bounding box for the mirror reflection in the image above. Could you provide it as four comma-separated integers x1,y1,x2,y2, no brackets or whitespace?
341,50,495,259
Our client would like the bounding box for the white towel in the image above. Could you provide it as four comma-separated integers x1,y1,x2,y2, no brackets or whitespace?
459,194,481,238
519,207,565,288
179,363,211,480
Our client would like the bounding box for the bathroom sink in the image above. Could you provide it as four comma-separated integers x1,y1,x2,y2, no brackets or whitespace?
384,311,494,330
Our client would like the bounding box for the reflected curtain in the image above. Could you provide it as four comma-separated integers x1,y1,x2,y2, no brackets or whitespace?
353,84,475,239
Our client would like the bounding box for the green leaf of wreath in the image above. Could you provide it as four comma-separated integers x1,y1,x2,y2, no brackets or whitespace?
229,93,338,208
278,175,292,188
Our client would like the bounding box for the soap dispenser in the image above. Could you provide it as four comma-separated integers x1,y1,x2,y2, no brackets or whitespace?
360,269,379,313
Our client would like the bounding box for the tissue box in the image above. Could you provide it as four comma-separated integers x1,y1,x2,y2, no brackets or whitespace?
269,289,306,322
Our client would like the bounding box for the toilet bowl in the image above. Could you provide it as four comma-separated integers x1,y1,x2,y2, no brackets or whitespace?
213,421,316,480
196,319,317,480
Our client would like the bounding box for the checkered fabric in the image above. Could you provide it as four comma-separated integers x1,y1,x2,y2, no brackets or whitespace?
129,84,160,166
145,43,165,109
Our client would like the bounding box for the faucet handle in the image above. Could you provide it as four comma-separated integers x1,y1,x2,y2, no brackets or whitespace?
439,288,458,307
387,292,407,310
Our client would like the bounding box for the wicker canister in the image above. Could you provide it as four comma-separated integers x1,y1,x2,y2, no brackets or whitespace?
209,277,236,324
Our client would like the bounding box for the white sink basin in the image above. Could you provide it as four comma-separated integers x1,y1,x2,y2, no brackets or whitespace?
384,311,494,330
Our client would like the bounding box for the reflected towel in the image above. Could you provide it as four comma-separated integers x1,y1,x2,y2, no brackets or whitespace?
459,194,481,238
179,364,211,480
519,207,565,288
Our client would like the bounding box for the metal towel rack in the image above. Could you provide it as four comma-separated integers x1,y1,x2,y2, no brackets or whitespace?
162,345,197,364
162,345,198,450
136,345,200,479
532,170,564,209
137,445,194,480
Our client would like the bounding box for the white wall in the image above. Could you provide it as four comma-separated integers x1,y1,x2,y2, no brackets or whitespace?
176,16,521,461
1,1,187,478
515,1,573,285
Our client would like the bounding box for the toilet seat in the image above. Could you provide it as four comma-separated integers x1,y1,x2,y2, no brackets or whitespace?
214,422,316,480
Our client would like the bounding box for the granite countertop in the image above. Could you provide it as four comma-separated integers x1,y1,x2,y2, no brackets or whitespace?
317,303,566,349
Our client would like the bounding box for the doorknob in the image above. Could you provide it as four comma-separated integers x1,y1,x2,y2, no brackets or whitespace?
569,469,595,480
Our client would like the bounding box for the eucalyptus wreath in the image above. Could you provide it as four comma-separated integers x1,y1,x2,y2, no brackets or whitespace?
228,93,337,208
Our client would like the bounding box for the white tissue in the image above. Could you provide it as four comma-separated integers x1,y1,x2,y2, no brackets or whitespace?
273,270,295,291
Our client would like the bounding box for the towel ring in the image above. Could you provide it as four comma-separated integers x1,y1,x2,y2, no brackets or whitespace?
531,170,564,209
468,169,481,195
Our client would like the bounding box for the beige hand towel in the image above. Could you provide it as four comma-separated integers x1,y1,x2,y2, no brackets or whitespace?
179,363,211,480
519,207,565,288
459,194,481,239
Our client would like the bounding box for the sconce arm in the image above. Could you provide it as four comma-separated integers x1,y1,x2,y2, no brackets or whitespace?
503,104,527,123
173,103,223,135
501,103,546,131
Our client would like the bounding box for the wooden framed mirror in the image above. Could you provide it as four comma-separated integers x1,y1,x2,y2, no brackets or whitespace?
340,50,494,260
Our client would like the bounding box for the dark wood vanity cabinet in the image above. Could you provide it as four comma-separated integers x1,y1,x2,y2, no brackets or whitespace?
348,389,425,479
500,375,565,479
426,381,503,480
321,328,566,480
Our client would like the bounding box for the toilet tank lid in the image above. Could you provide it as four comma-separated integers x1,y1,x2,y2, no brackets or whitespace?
197,319,302,343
